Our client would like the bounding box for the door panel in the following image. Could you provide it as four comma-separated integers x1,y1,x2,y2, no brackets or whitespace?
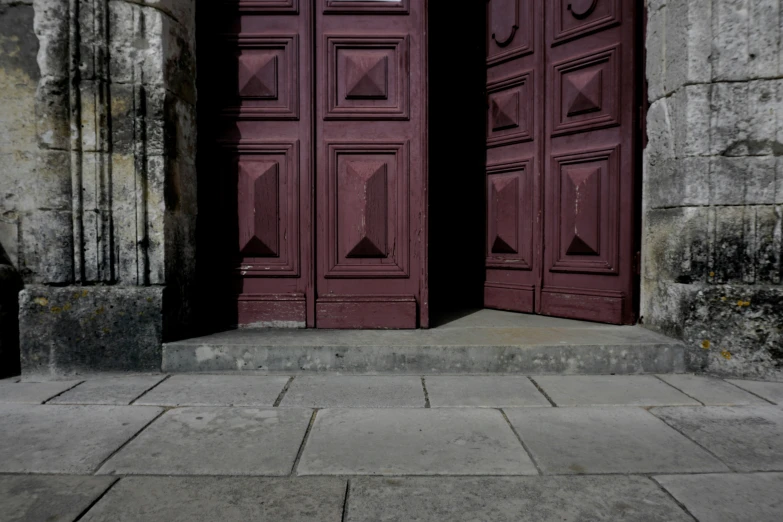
315,0,425,328
485,0,637,324
484,0,543,314
542,0,637,324
218,0,314,327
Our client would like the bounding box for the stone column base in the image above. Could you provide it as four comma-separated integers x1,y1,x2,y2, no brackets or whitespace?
20,285,163,376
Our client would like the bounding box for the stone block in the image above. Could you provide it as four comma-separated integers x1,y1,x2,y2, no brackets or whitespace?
19,209,73,283
32,0,69,80
19,285,164,375
747,80,778,155
49,374,167,405
81,477,345,522
754,205,781,284
645,1,666,102
645,157,710,208
424,376,551,408
531,375,699,406
643,207,710,284
710,82,750,156
665,0,712,94
645,98,675,165
347,476,691,522
505,407,728,474
0,475,116,522
35,75,70,150
98,407,312,475
673,84,711,157
280,376,425,408
713,0,779,81
298,409,537,475
713,206,748,283
657,374,768,405
134,374,289,407
655,473,783,522
727,380,783,404
0,379,80,404
652,405,783,471
0,403,162,473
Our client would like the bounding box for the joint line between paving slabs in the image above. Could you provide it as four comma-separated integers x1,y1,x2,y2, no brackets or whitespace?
73,477,121,521
421,377,431,408
341,479,351,522
722,379,778,405
274,376,296,407
648,476,700,522
644,407,735,472
500,408,543,475
291,409,318,475
527,376,557,407
129,374,172,405
42,380,86,404
91,408,168,474
652,375,706,406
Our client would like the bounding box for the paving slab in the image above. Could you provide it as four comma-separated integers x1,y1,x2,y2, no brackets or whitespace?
0,380,82,404
726,379,783,405
532,375,699,406
505,407,729,474
80,477,346,522
657,374,768,405
0,475,116,522
298,409,536,475
652,406,783,472
425,376,551,407
280,376,425,408
133,374,289,406
98,407,312,476
49,375,167,405
655,473,783,522
346,476,691,522
0,404,162,474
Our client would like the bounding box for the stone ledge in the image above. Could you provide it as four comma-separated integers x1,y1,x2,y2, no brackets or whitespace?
20,285,163,376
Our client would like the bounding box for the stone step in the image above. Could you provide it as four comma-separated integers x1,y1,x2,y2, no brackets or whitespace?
163,310,686,375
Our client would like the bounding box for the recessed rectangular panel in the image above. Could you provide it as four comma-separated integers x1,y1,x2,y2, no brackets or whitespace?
324,0,409,15
237,294,307,327
229,0,299,13
486,159,533,270
224,141,300,276
551,145,619,274
487,0,534,65
326,141,409,278
484,283,535,313
552,44,619,136
325,35,410,120
316,295,417,328
221,35,299,120
552,0,621,45
487,71,534,147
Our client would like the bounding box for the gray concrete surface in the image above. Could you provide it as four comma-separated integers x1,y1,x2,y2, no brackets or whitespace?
654,473,783,522
726,379,783,405
346,476,692,522
79,477,346,522
132,375,289,407
98,407,312,476
425,376,551,407
652,406,783,472
280,376,425,408
657,374,768,405
298,409,537,476
0,475,115,522
531,375,700,406
0,380,81,404
0,404,162,474
505,407,729,474
163,312,686,374
49,375,166,405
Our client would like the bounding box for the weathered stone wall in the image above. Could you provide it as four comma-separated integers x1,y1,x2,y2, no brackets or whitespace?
644,0,783,380
0,0,197,375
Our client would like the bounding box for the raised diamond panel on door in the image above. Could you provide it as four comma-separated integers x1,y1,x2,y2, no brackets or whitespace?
316,0,425,328
325,35,410,120
486,160,533,270
222,35,299,120
325,142,409,278
487,71,534,147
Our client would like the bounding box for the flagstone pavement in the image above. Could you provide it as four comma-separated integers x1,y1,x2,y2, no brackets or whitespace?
1,372,782,521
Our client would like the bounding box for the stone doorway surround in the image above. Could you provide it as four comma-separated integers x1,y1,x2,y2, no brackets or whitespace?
0,0,780,380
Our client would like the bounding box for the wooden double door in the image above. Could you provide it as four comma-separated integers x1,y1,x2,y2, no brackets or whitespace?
218,0,425,329
484,0,640,324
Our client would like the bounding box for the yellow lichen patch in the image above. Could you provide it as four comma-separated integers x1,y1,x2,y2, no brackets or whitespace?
81,289,89,297
736,300,751,307
721,350,732,360
721,296,727,302
95,307,105,315
709,271,715,277
63,303,72,311
33,297,49,306
50,306,62,313
701,340,711,350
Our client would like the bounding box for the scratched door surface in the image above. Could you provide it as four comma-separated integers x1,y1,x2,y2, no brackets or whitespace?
217,0,315,328
314,0,426,328
485,0,639,324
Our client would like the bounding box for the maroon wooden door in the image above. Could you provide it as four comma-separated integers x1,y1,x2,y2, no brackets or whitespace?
485,0,638,324
315,0,426,328
219,0,315,328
